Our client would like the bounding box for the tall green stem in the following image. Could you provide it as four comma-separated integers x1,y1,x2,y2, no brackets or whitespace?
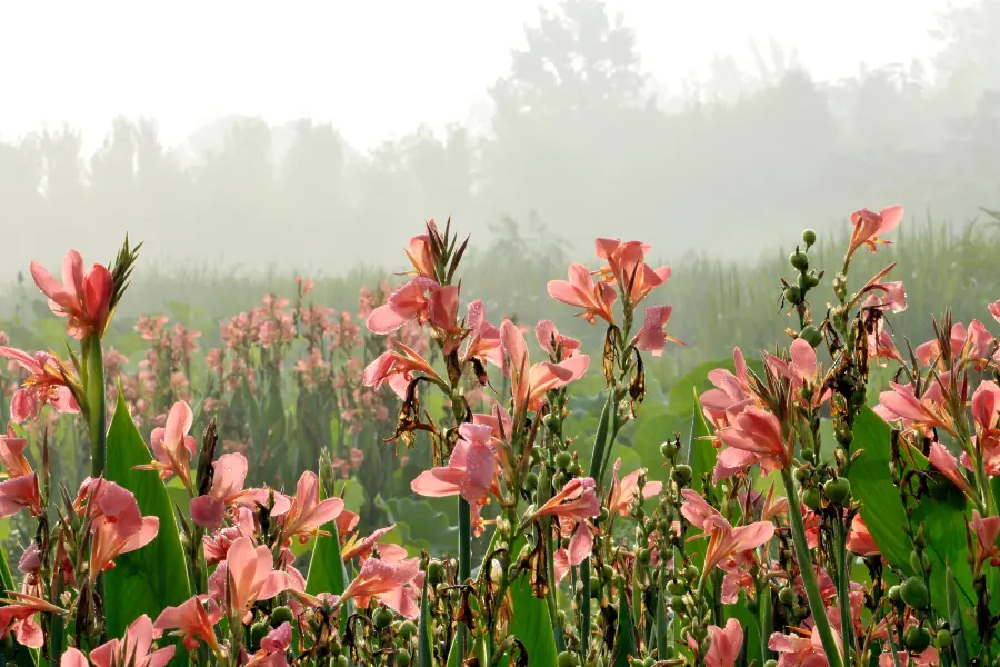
85,336,107,479
781,468,844,667
580,390,613,662
835,521,853,664
758,581,772,662
457,498,472,662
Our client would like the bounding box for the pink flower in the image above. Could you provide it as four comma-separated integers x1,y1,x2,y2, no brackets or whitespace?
500,319,589,422
0,426,33,478
989,299,1000,324
535,320,581,360
876,382,956,437
680,488,720,528
971,509,1000,573
927,442,975,499
636,305,685,357
553,522,593,584
699,514,774,574
337,556,422,619
915,321,993,370
81,479,160,581
0,592,65,648
534,477,600,522
607,459,662,516
366,278,454,335
593,238,671,308
847,205,903,260
189,453,270,531
135,400,197,491
766,338,829,407
846,515,879,557
203,507,255,566
271,471,344,545
0,347,79,423
700,348,756,430
411,423,500,535
245,622,292,667
405,221,440,280
210,537,289,624
89,614,176,667
154,596,224,652
547,263,618,325
0,428,41,519
29,249,113,339
705,618,743,667
461,300,504,373
717,407,792,476
361,343,446,399
971,380,1000,441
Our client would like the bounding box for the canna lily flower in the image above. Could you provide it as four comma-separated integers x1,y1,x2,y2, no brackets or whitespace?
411,423,500,535
210,537,289,624
135,400,197,492
405,220,440,280
928,441,975,499
547,263,618,324
89,614,176,667
699,514,775,575
553,522,593,584
915,320,993,371
593,238,671,308
607,459,662,516
855,263,907,313
461,300,504,373
846,515,880,557
189,453,270,531
0,347,80,423
635,305,686,357
717,407,793,475
705,618,743,667
970,509,1000,574
341,524,398,562
500,319,589,424
202,507,255,566
271,470,344,545
876,382,957,437
83,480,160,580
366,277,453,335
846,205,903,260
990,299,1000,324
0,426,33,478
244,622,292,667
362,342,447,399
971,380,1000,442
336,556,422,619
680,488,721,528
0,591,65,648
154,596,224,652
535,320,581,360
534,477,600,522
61,649,87,667
700,348,757,430
30,249,114,339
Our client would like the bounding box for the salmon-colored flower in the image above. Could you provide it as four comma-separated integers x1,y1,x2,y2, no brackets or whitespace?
680,488,720,528
547,263,618,325
876,382,957,437
717,407,792,476
337,556,422,619
989,299,1000,324
362,342,446,399
705,618,743,667
366,278,455,335
89,614,176,667
30,249,113,338
244,622,292,667
700,348,756,430
593,238,671,308
0,427,42,519
607,459,662,516
271,471,344,545
500,319,589,423
203,507,255,566
0,347,80,423
405,221,440,280
915,320,993,370
971,380,1000,442
189,453,270,531
553,521,593,584
0,592,64,648
461,300,503,372
696,513,774,575
135,400,196,492
846,205,903,260
856,264,907,313
971,509,1000,574
534,477,600,522
535,320,581,360
927,442,975,499
61,649,88,667
209,537,289,624
81,479,159,580
846,515,879,557
635,305,685,357
154,596,224,652
0,426,33,478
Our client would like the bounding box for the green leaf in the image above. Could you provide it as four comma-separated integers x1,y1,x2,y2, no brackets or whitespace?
946,564,970,667
686,388,715,495
507,573,558,667
611,582,638,667
418,566,433,667
304,517,347,598
104,392,191,665
847,408,912,570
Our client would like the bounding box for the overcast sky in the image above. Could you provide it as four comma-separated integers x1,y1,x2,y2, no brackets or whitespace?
0,0,970,151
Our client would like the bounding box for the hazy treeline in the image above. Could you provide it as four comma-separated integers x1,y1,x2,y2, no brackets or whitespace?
1,0,999,277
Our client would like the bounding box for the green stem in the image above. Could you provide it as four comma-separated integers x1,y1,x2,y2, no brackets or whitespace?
85,335,107,480
457,498,472,662
544,520,563,652
781,468,844,667
580,390,613,663
758,580,772,662
836,521,853,665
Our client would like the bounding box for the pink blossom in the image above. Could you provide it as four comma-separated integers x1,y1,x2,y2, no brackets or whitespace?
29,249,113,339
0,347,79,423
636,305,685,357
547,263,618,325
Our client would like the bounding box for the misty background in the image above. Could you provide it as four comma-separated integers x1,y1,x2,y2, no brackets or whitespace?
1,0,999,280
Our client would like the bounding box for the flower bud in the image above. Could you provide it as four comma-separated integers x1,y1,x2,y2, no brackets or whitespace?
271,606,295,627
660,441,679,460
801,487,821,510
936,627,952,649
398,620,418,640
904,625,931,652
556,451,572,469
802,229,817,247
778,587,795,605
374,606,394,630
673,465,692,486
249,621,269,651
397,651,412,667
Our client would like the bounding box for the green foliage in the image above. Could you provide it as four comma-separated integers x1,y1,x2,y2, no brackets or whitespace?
377,497,458,556
610,581,638,667
104,393,191,665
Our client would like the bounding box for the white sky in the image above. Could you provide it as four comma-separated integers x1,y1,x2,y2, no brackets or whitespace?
0,0,970,152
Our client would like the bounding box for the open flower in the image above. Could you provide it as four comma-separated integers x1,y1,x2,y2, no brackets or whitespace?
535,320,581,360
361,343,446,399
30,249,113,338
80,479,160,580
717,407,792,476
189,453,270,531
0,347,80,423
271,471,344,545
534,477,600,522
706,618,743,667
636,305,685,357
89,614,176,667
405,221,440,280
154,596,224,652
366,278,454,335
547,263,618,324
846,205,903,260
336,556,422,619
971,509,1000,574
210,536,289,624
699,514,775,574
0,428,42,519
593,238,671,308
607,459,662,516
135,400,197,492
0,592,65,648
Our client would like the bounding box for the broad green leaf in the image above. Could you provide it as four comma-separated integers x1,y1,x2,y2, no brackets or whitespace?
946,564,970,667
506,573,558,667
611,581,638,667
686,389,715,495
418,569,433,667
305,505,347,598
105,392,191,665
378,497,458,556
